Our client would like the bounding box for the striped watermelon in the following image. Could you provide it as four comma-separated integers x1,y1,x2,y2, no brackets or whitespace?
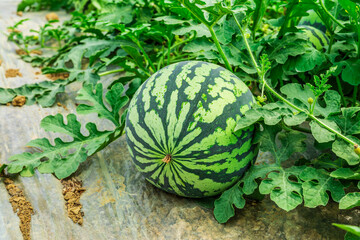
299,10,327,32
299,25,329,50
125,61,258,198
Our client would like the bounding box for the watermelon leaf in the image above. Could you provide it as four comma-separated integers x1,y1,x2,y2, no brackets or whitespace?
76,83,129,126
293,47,326,72
267,34,308,64
6,83,128,179
332,139,360,165
7,114,113,178
339,192,360,210
213,183,245,223
259,166,305,211
332,223,360,238
330,168,360,180
330,107,360,135
309,120,340,143
254,125,307,164
235,101,308,131
0,79,69,107
280,84,341,118
300,167,345,208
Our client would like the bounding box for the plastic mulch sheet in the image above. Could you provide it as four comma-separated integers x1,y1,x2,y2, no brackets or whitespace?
0,1,359,239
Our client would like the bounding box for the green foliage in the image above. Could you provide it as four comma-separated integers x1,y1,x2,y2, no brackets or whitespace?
254,125,307,164
213,183,245,223
333,223,360,240
300,167,345,207
0,80,68,107
6,83,128,178
17,0,73,11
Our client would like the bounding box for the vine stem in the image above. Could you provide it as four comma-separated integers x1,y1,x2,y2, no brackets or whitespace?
355,20,360,58
99,68,124,76
232,13,261,76
336,76,346,106
170,33,195,51
128,35,156,74
319,0,345,29
327,34,335,54
353,86,358,106
232,14,359,147
209,27,232,72
179,1,232,71
263,79,358,146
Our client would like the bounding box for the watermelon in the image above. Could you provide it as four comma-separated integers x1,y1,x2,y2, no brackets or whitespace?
299,10,327,32
299,25,329,51
125,61,258,198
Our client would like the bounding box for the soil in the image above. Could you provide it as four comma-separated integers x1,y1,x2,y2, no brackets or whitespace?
16,49,43,56
45,12,59,21
57,102,68,111
3,178,34,240
30,50,42,55
5,68,22,78
12,96,26,107
7,29,21,33
61,178,85,225
16,49,28,56
46,72,69,80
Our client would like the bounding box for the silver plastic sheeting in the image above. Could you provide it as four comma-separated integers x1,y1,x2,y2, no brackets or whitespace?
0,1,359,239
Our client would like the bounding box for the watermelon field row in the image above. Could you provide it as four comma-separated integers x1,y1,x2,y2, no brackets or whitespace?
1,0,360,239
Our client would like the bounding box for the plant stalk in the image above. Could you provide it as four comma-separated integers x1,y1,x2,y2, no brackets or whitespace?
336,76,347,106
179,0,232,71
353,86,358,106
170,33,195,51
129,35,156,73
319,0,345,29
327,34,334,54
208,27,232,71
355,21,360,58
167,37,171,66
99,68,124,76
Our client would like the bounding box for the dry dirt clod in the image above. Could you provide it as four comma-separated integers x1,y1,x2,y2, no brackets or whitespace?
57,102,68,111
4,178,34,240
5,69,22,78
61,177,85,225
46,72,69,80
16,49,28,56
7,28,21,33
12,96,26,107
45,12,59,21
30,49,42,55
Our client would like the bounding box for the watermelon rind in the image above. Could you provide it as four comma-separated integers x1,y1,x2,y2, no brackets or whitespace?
125,61,258,198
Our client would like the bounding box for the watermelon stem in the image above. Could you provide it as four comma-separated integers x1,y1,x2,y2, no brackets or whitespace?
162,154,172,164
232,13,261,77
319,0,345,29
